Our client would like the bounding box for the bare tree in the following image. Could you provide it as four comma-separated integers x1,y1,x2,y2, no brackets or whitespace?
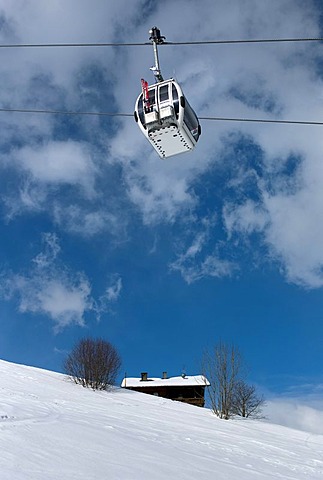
202,342,243,419
64,337,122,390
231,380,265,419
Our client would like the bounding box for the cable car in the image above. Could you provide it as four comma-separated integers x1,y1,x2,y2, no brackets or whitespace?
134,78,201,158
134,27,201,159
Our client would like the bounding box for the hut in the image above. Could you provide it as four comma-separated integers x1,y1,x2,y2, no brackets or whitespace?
121,372,210,407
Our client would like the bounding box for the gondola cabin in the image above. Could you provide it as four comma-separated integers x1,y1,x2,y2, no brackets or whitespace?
134,78,201,159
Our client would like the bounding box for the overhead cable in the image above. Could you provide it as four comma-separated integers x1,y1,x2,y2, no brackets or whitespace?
0,107,323,126
0,107,132,117
166,37,323,46
198,116,323,126
0,37,322,49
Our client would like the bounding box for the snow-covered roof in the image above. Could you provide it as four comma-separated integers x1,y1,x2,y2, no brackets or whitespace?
121,375,210,388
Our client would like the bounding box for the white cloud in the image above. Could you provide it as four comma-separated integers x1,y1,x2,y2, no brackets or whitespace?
264,397,323,435
125,167,197,225
0,1,323,288
13,140,97,196
222,137,323,288
260,379,323,434
223,200,269,239
264,189,323,288
17,274,92,331
0,233,122,331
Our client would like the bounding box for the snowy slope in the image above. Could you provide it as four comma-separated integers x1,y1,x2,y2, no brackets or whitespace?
0,359,322,480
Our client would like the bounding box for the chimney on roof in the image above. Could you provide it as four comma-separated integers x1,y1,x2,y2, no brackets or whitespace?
162,371,167,379
140,372,148,381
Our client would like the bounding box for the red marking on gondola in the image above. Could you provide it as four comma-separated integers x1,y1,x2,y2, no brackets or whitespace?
141,78,150,113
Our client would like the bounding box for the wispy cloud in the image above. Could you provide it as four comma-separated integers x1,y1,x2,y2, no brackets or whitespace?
104,275,122,302
170,216,237,283
53,204,125,238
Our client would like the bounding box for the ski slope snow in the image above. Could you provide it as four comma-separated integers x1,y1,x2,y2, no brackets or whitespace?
0,359,322,479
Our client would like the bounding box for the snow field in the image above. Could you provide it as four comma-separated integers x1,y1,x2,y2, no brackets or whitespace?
0,359,322,479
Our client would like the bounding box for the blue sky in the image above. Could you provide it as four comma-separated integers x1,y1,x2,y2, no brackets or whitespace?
1,0,323,430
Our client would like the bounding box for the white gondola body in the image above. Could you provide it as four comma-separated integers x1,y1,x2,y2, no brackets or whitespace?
134,79,200,159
